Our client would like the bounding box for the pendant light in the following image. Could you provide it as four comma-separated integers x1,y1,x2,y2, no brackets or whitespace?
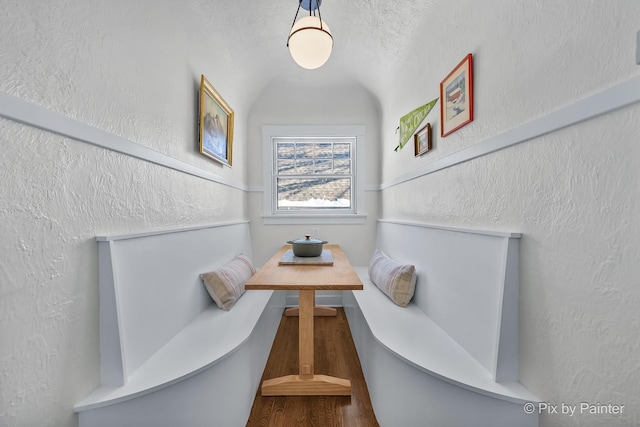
287,0,333,70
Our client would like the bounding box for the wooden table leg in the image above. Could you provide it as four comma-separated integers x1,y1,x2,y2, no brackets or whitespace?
298,289,315,379
261,289,351,396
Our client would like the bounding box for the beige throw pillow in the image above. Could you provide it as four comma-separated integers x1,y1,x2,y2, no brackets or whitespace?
200,252,256,311
368,248,417,307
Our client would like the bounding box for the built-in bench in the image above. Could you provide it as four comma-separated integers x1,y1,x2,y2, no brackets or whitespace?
343,220,540,427
74,221,285,427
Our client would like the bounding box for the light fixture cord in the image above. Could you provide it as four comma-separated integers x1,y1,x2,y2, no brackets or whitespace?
316,0,324,31
287,0,328,46
287,0,303,46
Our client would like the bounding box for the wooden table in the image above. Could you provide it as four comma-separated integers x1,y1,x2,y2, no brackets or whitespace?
245,244,363,396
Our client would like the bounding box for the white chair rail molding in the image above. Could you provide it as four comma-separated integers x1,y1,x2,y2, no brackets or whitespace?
343,219,540,427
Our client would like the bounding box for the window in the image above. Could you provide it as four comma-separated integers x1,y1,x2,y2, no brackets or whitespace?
262,126,366,225
274,137,354,212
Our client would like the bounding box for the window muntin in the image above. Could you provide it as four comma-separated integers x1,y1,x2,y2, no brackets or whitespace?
273,138,355,213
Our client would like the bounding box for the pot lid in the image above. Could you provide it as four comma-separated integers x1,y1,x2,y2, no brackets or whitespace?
289,235,326,245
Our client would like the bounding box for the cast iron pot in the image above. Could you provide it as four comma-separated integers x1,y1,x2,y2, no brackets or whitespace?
287,235,328,257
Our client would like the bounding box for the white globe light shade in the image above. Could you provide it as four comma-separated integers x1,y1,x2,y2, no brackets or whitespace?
288,16,333,70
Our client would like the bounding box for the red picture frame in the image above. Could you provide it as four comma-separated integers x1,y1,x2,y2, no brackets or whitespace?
440,54,474,137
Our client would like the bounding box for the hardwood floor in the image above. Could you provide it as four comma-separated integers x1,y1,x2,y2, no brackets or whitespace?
246,308,379,427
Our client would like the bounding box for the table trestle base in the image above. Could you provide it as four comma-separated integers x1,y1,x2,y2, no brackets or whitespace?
261,374,351,396
285,306,337,317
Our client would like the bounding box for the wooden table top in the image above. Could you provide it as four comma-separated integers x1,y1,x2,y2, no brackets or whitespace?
245,244,364,291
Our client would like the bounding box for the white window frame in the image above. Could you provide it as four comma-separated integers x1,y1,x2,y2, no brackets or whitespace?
262,125,367,225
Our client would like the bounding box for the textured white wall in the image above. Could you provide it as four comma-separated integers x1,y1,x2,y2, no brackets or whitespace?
2,0,639,426
379,1,640,426
0,1,251,426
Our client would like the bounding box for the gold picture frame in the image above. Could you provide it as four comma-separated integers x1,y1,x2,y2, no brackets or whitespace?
414,123,432,157
199,74,234,166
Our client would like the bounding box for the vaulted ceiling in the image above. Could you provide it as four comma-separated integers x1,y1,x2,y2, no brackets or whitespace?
191,0,437,112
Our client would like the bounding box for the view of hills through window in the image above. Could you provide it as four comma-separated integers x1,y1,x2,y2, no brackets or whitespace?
275,138,354,210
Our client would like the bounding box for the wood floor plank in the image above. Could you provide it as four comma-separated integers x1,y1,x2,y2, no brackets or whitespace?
246,308,379,427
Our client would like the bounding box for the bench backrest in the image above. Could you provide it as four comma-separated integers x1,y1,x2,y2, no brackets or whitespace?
375,220,520,381
97,221,252,385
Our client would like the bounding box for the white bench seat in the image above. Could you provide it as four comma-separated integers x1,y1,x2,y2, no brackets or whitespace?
74,221,285,427
352,267,537,405
344,220,540,427
74,289,276,412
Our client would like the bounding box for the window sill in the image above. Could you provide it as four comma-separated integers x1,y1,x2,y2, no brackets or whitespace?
262,214,368,225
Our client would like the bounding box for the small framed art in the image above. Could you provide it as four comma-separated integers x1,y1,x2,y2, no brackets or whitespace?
414,123,432,157
199,74,234,166
440,53,473,137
